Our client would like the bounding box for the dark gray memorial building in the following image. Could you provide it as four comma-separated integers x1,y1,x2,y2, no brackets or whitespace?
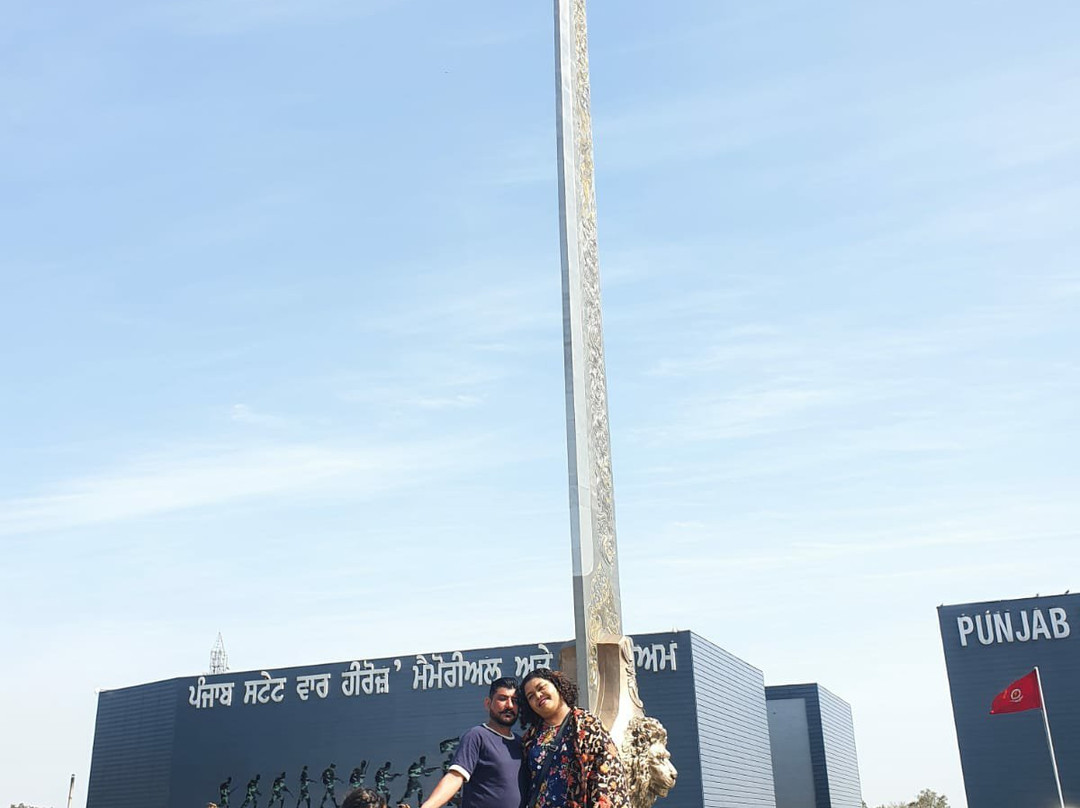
87,630,861,808
765,684,862,808
939,593,1079,808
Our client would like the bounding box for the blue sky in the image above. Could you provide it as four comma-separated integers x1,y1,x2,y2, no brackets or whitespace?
2,1,1078,806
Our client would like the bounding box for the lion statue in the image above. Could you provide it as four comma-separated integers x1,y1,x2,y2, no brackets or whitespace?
620,715,677,808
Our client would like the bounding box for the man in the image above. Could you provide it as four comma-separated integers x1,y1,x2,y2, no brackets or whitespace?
269,771,292,808
349,762,369,790
419,677,524,808
220,777,235,808
297,766,314,808
399,757,440,806
320,763,343,808
374,762,401,800
240,774,262,808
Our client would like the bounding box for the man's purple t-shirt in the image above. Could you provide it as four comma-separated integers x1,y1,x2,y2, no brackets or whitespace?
449,724,524,808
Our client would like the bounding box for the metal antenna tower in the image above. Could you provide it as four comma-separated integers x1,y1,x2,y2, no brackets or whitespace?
208,632,229,674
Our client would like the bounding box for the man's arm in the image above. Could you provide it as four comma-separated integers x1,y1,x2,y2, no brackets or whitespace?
419,771,465,808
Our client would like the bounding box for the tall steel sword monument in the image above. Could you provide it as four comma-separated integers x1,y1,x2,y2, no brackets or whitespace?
554,0,669,765
554,0,622,713
553,6,676,804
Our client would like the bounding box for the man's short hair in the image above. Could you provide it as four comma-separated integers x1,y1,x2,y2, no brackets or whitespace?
488,676,519,697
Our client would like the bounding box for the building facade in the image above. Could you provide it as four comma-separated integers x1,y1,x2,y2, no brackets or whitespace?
765,684,862,808
938,593,1079,808
87,630,859,808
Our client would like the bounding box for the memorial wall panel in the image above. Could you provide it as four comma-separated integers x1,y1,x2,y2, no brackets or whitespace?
939,594,1080,808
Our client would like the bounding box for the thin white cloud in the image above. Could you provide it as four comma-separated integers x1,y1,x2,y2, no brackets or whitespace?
642,501,1080,572
629,381,869,444
145,0,404,35
408,394,483,410
230,403,287,427
335,361,506,411
594,74,830,172
0,437,483,537
645,326,801,379
358,278,555,343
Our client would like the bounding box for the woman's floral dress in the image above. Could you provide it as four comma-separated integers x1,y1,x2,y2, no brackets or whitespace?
522,708,629,808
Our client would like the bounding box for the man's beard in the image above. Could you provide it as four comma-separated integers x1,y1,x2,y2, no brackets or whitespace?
490,710,517,727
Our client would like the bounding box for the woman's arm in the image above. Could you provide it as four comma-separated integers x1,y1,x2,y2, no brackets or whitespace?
580,712,629,808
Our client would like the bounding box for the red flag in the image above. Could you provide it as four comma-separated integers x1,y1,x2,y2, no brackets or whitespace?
990,670,1043,714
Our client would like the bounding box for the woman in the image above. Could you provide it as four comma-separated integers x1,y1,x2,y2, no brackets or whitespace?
519,668,629,808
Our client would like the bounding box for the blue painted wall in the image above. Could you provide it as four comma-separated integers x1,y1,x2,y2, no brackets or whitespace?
764,684,861,808
632,631,702,808
817,686,861,808
939,594,1080,808
765,695,814,808
88,632,708,808
689,633,776,808
87,679,177,808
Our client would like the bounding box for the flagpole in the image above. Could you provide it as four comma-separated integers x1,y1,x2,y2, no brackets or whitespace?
1035,667,1066,808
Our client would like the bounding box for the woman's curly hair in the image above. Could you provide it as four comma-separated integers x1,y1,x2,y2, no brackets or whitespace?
343,787,385,808
518,667,579,729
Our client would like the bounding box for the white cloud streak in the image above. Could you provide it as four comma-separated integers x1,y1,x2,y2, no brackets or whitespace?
144,0,405,35
0,437,482,537
230,403,287,427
